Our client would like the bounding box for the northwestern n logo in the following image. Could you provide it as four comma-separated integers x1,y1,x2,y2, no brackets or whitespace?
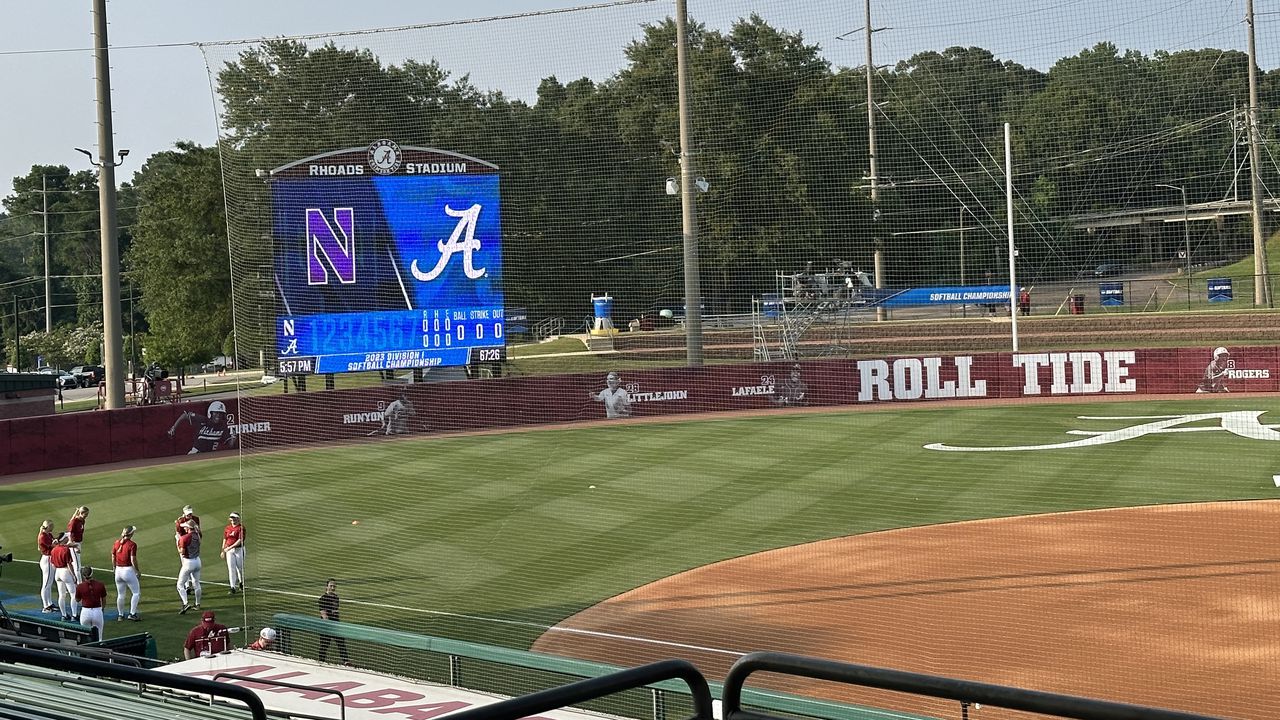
307,208,356,285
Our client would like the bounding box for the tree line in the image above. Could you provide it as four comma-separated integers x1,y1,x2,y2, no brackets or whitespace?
2,14,1277,368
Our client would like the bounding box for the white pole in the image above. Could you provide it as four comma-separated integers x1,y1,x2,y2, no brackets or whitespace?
1005,123,1019,353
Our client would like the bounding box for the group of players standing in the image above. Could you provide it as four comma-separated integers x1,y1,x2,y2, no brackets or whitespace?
35,504,246,641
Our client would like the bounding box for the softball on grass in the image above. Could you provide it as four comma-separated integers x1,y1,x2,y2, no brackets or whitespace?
588,485,596,489
351,520,360,525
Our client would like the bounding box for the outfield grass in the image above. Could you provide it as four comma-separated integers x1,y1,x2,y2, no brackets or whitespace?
3,395,1277,661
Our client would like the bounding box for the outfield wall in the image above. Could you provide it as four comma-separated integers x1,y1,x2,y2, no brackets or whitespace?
3,345,1272,475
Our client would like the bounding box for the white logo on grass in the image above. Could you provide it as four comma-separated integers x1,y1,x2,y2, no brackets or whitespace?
925,411,1280,452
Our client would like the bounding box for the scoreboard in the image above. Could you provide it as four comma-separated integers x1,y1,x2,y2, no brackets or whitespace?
269,142,504,375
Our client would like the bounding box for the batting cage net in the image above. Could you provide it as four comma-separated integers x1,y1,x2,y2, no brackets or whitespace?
198,2,1280,718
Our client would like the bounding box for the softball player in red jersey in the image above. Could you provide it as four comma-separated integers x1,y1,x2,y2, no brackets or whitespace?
50,535,78,621
176,521,203,612
75,566,108,641
174,506,200,540
37,520,55,612
112,526,141,620
221,512,246,593
175,506,200,592
66,506,89,579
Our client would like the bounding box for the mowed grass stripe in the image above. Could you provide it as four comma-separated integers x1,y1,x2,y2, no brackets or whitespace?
4,397,1279,660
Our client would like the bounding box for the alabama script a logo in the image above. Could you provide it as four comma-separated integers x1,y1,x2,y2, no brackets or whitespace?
925,411,1280,452
411,204,487,282
305,204,488,286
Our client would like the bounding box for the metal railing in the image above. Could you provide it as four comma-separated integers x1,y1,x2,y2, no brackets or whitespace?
432,652,1221,720
0,642,268,719
441,659,712,720
723,652,1219,720
214,672,346,720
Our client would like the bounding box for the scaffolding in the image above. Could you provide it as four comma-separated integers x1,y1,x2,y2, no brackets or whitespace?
752,262,878,360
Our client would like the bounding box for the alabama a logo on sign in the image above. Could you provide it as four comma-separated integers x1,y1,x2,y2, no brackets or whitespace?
925,411,1280,452
367,139,402,175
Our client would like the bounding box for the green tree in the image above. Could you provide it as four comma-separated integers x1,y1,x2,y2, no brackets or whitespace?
127,142,230,371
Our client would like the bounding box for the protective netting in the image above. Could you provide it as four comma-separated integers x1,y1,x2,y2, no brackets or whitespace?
199,2,1280,718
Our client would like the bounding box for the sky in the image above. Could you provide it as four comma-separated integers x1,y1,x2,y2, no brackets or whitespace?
0,0,1270,202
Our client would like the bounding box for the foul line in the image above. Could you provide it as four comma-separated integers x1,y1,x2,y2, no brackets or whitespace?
10,559,741,657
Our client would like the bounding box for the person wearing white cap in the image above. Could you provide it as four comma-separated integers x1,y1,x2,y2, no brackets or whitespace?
111,526,142,621
176,520,203,613
174,505,200,594
247,626,277,651
1196,346,1232,393
221,512,246,594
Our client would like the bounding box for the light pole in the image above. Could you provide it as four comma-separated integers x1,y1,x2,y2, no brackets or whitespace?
1155,184,1191,311
959,205,967,317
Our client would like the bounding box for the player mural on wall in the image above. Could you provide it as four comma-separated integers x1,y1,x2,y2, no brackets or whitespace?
167,401,238,453
380,392,415,435
589,371,633,419
1196,346,1232,393
770,365,809,407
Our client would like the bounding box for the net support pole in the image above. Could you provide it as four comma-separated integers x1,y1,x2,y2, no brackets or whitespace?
675,0,703,367
1246,0,1271,307
1005,123,1019,353
92,0,126,409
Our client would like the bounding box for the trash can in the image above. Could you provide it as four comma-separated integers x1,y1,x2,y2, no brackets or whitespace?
1070,294,1085,315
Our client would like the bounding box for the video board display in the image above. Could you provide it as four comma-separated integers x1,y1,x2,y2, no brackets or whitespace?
270,142,504,375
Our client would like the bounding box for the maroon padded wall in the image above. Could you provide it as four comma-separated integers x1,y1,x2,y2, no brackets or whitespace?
3,345,1274,476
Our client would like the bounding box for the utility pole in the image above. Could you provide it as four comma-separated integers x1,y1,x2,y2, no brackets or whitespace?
864,0,885,322
675,0,703,366
1246,0,1271,307
13,295,20,370
91,0,127,408
960,205,967,318
41,175,51,333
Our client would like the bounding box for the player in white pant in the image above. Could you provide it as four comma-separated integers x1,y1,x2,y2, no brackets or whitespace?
112,525,141,621
75,566,107,642
50,534,79,621
176,520,203,612
37,520,55,612
66,506,89,581
221,512,246,593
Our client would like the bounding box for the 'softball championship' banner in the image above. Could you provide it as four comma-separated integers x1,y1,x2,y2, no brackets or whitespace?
1,345,1271,475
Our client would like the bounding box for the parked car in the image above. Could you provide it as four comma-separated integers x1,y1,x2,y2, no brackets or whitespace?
201,355,235,373
69,365,104,388
1093,263,1127,277
36,366,79,390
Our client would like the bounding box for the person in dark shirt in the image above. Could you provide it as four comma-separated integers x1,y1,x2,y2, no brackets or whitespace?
317,578,351,665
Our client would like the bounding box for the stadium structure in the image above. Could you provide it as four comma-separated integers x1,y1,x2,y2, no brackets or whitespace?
5,1,1280,719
